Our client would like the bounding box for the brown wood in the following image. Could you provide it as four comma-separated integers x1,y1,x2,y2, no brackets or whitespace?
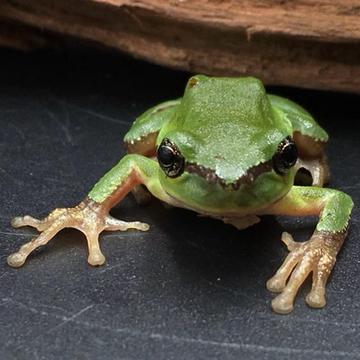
0,19,52,51
0,1,359,93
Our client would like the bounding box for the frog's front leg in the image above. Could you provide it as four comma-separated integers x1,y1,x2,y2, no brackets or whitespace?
8,154,164,268
263,186,353,314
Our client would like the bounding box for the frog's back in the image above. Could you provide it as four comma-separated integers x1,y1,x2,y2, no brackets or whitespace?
180,75,273,131
173,75,291,184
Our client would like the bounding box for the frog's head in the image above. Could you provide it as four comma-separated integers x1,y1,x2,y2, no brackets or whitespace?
156,75,297,211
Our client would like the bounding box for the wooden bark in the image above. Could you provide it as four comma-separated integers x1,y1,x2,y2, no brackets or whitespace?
0,19,52,50
0,1,359,93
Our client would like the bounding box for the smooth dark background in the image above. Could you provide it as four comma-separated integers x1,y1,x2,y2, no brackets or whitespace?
0,45,359,360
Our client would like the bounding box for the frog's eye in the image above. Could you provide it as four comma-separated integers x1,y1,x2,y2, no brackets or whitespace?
273,137,298,174
157,138,185,178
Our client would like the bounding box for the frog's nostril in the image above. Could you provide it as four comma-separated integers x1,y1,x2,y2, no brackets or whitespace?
187,77,199,88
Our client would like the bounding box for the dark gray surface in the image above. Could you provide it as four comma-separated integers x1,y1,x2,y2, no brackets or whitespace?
0,47,359,360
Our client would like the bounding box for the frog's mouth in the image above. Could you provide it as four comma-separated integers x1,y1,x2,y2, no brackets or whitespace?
184,160,273,190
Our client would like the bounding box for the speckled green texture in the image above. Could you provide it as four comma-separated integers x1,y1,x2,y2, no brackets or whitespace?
157,75,292,185
158,166,294,214
124,99,180,143
318,190,353,232
268,94,329,142
89,75,351,229
282,186,353,232
88,154,161,203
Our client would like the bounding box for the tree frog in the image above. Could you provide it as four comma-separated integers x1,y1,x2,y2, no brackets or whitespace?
8,75,353,314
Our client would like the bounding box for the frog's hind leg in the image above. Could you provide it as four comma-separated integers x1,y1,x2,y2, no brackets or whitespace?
296,157,330,187
294,132,330,187
267,230,344,314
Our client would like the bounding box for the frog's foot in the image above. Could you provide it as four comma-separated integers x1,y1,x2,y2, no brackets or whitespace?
8,198,149,268
266,230,344,314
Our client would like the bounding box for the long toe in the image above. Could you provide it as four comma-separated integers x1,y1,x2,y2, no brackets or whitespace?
88,253,106,266
271,293,294,314
306,289,326,308
7,252,27,268
266,276,286,293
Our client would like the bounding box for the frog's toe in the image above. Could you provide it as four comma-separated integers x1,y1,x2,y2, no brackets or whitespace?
9,198,152,267
105,216,149,232
280,232,301,251
11,216,26,228
11,215,44,230
83,229,107,267
8,218,67,268
11,209,68,232
266,277,286,293
271,293,294,314
269,231,341,314
7,252,26,268
305,263,331,308
88,252,106,266
271,254,313,314
306,290,326,308
267,235,303,293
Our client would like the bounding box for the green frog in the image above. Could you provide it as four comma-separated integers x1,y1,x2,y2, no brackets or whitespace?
8,75,353,314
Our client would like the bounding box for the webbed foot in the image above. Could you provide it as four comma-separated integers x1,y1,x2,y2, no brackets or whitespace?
8,198,149,267
267,230,345,314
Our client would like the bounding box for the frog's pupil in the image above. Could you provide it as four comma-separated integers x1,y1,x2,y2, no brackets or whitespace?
157,138,185,178
273,137,298,174
282,142,297,167
158,146,175,166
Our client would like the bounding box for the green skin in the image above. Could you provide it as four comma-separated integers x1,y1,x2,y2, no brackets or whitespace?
88,75,353,314
89,75,351,235
9,75,354,314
